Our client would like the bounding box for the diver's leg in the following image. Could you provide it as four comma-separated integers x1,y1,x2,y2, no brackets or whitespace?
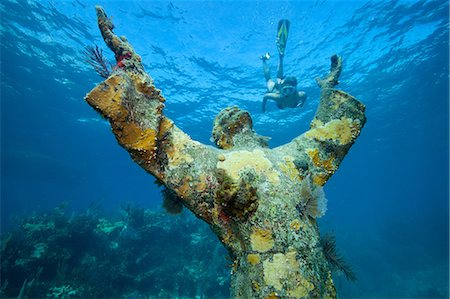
277,54,284,79
262,59,271,81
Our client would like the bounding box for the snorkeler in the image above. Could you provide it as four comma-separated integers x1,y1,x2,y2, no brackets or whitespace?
260,19,307,113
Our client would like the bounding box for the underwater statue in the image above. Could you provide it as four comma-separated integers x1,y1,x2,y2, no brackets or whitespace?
85,6,366,298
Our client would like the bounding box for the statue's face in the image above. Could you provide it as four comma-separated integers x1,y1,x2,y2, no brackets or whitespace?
212,107,253,149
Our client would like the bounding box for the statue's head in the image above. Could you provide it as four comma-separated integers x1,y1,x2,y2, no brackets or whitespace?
212,106,269,150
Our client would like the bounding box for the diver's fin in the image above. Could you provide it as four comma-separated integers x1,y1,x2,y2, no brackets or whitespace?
276,19,290,56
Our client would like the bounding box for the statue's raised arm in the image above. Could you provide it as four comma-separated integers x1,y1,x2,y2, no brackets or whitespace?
274,55,366,186
85,6,221,223
84,7,366,298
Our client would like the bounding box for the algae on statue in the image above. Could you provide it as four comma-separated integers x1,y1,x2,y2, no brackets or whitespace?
84,6,366,298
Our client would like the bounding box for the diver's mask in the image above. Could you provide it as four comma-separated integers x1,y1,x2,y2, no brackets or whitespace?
280,76,297,96
281,85,296,95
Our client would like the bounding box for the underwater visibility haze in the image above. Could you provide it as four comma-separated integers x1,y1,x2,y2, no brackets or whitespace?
1,0,449,298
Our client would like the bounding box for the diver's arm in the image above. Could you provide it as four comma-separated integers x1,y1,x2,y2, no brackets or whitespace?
297,91,307,107
277,54,284,79
262,93,280,113
273,55,366,186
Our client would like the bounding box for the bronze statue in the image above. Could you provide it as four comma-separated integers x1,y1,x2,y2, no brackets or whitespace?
85,6,366,298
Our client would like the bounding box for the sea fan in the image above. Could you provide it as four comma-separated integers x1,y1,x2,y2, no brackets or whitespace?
298,175,327,218
321,233,357,281
83,45,112,78
312,186,327,217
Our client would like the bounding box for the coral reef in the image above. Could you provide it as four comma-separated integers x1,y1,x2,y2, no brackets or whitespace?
47,285,80,298
0,206,229,298
82,6,366,298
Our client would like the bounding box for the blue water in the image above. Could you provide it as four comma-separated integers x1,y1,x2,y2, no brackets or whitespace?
1,0,448,297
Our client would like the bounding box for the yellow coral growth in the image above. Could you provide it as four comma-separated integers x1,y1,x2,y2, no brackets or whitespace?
195,174,208,193
115,123,157,151
266,292,279,299
157,117,173,138
213,125,232,149
217,149,279,184
86,74,158,153
278,156,301,182
221,229,232,244
131,74,165,103
288,277,315,298
330,91,349,110
166,130,194,169
263,251,314,298
85,75,127,122
177,176,192,199
312,174,329,186
263,251,299,290
310,118,324,129
290,219,304,231
252,281,260,292
247,253,261,265
305,117,359,145
250,228,274,253
307,148,336,174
